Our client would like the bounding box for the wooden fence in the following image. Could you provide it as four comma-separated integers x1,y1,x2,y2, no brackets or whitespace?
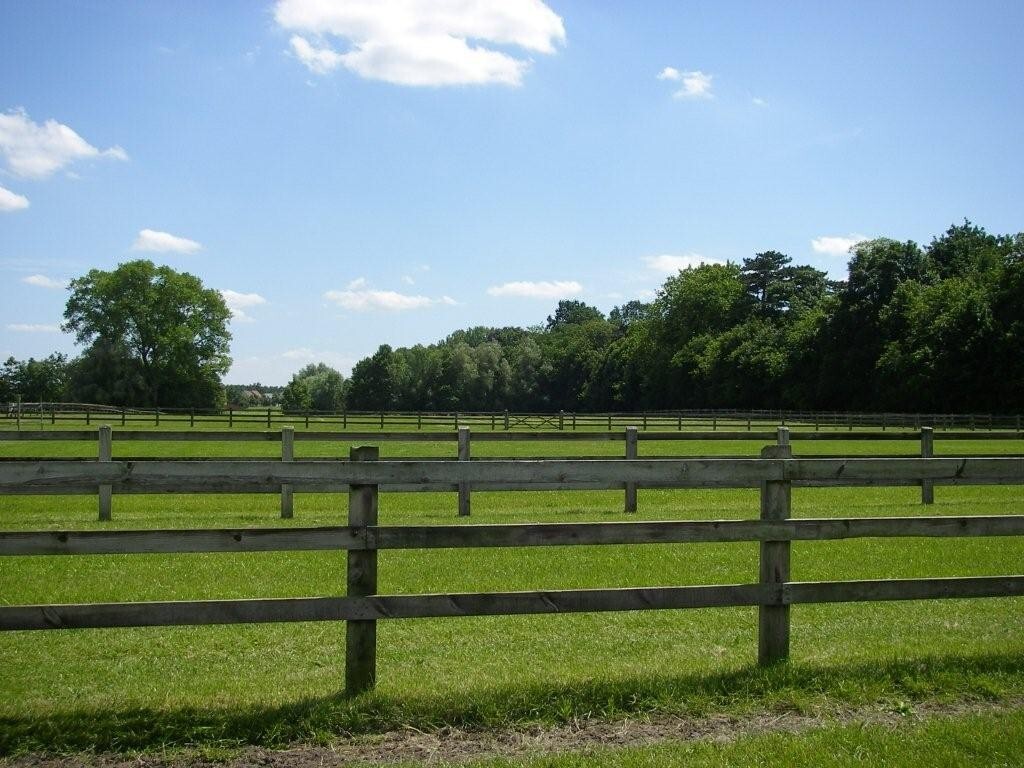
5,403,1023,432
1,442,1022,694
3,425,1021,519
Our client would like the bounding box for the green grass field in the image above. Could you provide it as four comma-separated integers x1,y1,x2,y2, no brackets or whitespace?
1,428,1022,759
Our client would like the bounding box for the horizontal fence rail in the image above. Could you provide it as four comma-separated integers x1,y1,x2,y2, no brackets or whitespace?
3,438,1023,695
5,515,1024,556
9,577,1024,633
5,403,1023,433
1,456,1022,495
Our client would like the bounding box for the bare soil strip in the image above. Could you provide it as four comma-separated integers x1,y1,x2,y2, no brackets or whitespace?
7,697,1022,767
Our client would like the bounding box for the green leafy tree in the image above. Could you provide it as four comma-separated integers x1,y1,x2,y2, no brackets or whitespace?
1,354,70,402
346,345,395,410
281,363,346,413
62,260,231,407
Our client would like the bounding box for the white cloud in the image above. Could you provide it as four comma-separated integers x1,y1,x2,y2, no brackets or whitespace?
657,67,713,99
811,234,868,257
0,108,127,179
0,185,29,212
21,274,66,289
346,276,368,290
220,289,267,323
401,275,414,285
643,254,724,275
275,0,565,87
752,97,767,107
486,280,583,299
6,323,59,333
131,228,202,254
325,288,456,311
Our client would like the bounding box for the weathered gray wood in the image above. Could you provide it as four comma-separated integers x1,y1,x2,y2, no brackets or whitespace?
6,515,1024,556
97,425,112,522
0,583,775,631
776,426,790,447
1,456,1020,495
458,427,471,517
625,427,638,513
921,427,934,505
5,575,1024,632
281,427,294,519
758,443,792,665
347,446,378,696
0,526,368,555
785,575,1024,605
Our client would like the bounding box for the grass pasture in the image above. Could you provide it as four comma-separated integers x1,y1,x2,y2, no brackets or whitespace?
1,427,1023,758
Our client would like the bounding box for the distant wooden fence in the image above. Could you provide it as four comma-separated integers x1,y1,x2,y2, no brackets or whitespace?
1,443,1022,694
5,403,1023,432
3,426,1022,518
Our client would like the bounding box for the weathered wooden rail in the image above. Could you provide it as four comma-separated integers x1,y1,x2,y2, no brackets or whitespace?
5,403,1022,432
1,442,1022,695
2,425,1020,518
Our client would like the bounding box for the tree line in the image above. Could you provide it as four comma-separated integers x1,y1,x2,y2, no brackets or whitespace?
3,221,1021,413
327,220,1022,413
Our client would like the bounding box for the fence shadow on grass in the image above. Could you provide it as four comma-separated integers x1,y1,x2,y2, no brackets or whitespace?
3,651,1023,755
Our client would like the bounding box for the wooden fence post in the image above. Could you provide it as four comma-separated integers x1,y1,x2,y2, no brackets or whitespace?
189,408,195,428
281,426,294,519
267,408,272,428
558,410,564,431
624,426,638,513
229,408,233,428
98,425,112,522
346,445,379,696
921,427,934,505
458,426,471,517
305,410,310,429
155,407,159,427
503,410,509,430
758,430,791,665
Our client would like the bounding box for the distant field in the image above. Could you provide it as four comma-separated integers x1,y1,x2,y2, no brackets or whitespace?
1,433,1022,755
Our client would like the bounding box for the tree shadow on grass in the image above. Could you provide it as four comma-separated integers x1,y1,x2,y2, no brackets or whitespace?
2,651,1022,755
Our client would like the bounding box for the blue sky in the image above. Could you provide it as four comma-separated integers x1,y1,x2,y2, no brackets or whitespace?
2,0,1022,384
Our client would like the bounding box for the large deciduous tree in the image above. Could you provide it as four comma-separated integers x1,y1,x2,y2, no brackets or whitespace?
62,260,232,407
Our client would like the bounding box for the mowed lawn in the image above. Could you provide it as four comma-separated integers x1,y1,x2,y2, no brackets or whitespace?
0,427,1022,754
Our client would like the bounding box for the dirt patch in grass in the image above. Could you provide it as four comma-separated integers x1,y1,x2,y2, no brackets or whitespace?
7,696,1022,767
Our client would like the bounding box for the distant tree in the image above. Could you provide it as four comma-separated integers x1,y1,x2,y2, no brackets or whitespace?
926,220,1005,281
346,345,395,410
62,260,231,407
66,341,147,406
1,354,70,402
545,300,606,331
281,363,346,413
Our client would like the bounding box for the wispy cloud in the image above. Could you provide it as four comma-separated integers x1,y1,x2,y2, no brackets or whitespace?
6,323,59,333
0,185,29,212
0,108,127,179
131,228,202,254
643,254,724,275
811,234,868,256
220,289,267,323
325,287,456,311
657,67,714,99
752,97,767,107
486,280,583,299
275,0,565,87
21,274,66,289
